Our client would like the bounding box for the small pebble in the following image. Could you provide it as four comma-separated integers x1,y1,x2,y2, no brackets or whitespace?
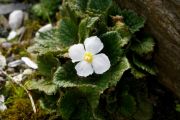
8,59,23,68
1,42,12,49
9,10,24,30
6,67,15,74
21,57,38,69
36,23,53,37
7,30,17,40
23,69,33,75
0,77,5,82
0,54,6,69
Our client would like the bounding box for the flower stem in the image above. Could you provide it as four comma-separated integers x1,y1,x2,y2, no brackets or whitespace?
19,83,37,113
0,69,37,113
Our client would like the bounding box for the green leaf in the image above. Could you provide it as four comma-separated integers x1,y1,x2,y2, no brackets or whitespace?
25,80,58,95
87,0,112,13
77,0,89,11
79,87,100,111
60,1,82,24
133,96,153,120
58,91,79,120
32,0,61,20
53,57,130,118
131,66,146,79
59,90,96,120
132,55,156,75
53,57,130,92
27,29,67,55
78,17,99,42
121,10,145,33
176,104,180,112
100,31,127,65
53,62,96,88
131,37,155,55
39,94,59,112
53,58,130,119
120,92,136,117
28,18,78,55
58,18,78,46
107,2,121,16
37,53,60,77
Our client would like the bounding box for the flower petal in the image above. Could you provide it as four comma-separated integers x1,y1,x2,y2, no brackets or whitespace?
92,53,111,74
68,44,85,63
75,61,93,77
84,36,104,55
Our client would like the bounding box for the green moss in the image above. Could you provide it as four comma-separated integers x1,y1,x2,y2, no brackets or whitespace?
0,98,59,120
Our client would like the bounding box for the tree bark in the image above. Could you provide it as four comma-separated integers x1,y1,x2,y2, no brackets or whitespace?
116,0,180,98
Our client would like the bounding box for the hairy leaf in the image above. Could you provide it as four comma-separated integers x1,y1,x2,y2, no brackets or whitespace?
27,29,67,55
100,31,127,65
53,57,130,93
120,93,136,117
133,96,153,120
28,18,78,55
87,0,112,13
77,0,89,11
58,18,78,46
59,90,96,120
132,55,156,75
121,10,145,33
78,17,99,42
32,0,61,20
131,37,155,55
25,80,58,95
37,53,60,77
131,66,146,79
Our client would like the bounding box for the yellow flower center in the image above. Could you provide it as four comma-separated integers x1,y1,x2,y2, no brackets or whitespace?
84,52,93,63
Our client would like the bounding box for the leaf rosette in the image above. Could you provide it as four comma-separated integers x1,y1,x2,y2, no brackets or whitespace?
27,0,156,119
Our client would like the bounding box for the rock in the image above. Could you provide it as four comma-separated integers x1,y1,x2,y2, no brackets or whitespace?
1,42,12,49
116,0,180,98
8,59,24,68
8,10,24,30
0,54,6,69
7,30,17,40
0,95,7,111
23,69,33,75
0,38,6,44
6,67,15,73
36,24,53,37
12,73,23,84
21,57,38,69
7,27,26,41
0,3,29,15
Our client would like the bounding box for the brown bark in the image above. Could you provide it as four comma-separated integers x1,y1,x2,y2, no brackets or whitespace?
116,0,180,97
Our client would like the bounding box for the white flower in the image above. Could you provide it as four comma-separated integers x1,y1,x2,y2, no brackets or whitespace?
0,95,7,111
68,36,111,77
